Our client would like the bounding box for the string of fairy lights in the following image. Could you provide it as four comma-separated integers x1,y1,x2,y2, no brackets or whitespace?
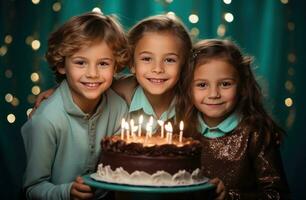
1,0,295,130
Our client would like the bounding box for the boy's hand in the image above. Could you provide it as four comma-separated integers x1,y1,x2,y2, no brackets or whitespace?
209,177,226,200
71,176,94,200
28,88,55,118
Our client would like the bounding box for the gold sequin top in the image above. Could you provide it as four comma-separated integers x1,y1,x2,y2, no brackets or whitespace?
199,128,291,200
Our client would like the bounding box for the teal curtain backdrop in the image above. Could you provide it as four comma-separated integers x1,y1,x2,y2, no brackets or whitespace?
1,0,305,199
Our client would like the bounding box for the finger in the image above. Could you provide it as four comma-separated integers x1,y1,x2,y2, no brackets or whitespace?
71,187,94,200
76,176,84,184
75,182,92,193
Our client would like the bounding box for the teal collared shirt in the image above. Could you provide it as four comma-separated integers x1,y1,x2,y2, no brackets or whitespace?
129,86,175,132
198,112,240,138
22,80,128,200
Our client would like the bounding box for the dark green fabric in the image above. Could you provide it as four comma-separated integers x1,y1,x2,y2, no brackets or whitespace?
1,0,305,199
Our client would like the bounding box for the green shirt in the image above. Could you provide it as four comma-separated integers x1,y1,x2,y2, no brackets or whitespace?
129,86,175,133
198,111,240,138
22,80,128,200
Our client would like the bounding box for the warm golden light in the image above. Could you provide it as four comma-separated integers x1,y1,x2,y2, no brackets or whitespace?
32,86,41,95
224,12,234,22
25,36,34,45
32,0,40,5
223,0,232,4
92,7,102,13
27,94,36,104
284,98,293,107
31,40,41,50
26,108,33,117
4,35,13,44
7,114,16,123
52,2,61,12
217,24,226,37
190,27,200,37
166,12,176,19
11,97,20,106
285,80,294,91
0,45,8,56
280,0,289,4
31,72,40,82
189,14,199,24
5,93,13,103
288,53,296,63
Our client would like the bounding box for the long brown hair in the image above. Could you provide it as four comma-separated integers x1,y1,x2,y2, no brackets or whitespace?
177,39,284,143
46,12,130,83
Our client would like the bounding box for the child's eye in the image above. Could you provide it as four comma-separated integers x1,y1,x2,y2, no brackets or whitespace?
98,61,110,68
219,81,232,88
75,60,86,66
164,58,176,64
141,57,152,62
74,60,87,68
196,82,208,88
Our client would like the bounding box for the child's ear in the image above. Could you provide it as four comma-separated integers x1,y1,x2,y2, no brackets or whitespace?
57,66,66,75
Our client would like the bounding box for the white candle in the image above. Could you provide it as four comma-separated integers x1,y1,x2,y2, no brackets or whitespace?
179,121,184,142
145,123,151,143
157,120,164,138
130,119,135,137
138,115,143,137
121,118,125,140
125,122,130,141
168,122,173,144
148,116,153,125
165,122,173,144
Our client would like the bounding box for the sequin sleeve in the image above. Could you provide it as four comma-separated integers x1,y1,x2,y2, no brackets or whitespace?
226,131,291,200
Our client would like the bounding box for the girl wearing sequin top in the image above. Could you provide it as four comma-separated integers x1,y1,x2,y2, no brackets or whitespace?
177,39,290,199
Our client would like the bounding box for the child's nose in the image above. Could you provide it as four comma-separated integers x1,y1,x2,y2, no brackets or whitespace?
86,65,99,78
151,62,165,73
208,86,220,98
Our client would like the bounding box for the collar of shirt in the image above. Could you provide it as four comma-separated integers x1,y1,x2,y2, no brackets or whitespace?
129,86,176,121
198,111,240,138
60,80,104,119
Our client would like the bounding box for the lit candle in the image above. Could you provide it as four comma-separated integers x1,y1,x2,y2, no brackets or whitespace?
130,119,135,137
121,118,125,140
168,122,173,144
138,115,143,137
145,123,151,143
125,122,130,141
179,121,184,143
165,122,173,144
157,120,164,138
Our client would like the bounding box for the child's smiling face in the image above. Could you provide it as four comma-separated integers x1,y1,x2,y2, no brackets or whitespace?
192,59,239,127
58,40,115,113
131,31,182,99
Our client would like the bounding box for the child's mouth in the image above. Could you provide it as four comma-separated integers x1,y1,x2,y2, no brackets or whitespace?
82,82,101,88
147,78,167,84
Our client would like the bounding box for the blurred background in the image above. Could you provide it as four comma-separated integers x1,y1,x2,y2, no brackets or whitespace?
1,0,305,199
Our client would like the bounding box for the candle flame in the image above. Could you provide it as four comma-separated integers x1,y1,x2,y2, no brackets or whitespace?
130,119,134,127
146,123,152,131
179,121,184,131
148,116,153,125
157,120,164,126
165,122,173,132
139,115,143,124
125,122,130,130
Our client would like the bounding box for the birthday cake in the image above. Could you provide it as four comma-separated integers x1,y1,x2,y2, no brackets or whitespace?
94,133,206,186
